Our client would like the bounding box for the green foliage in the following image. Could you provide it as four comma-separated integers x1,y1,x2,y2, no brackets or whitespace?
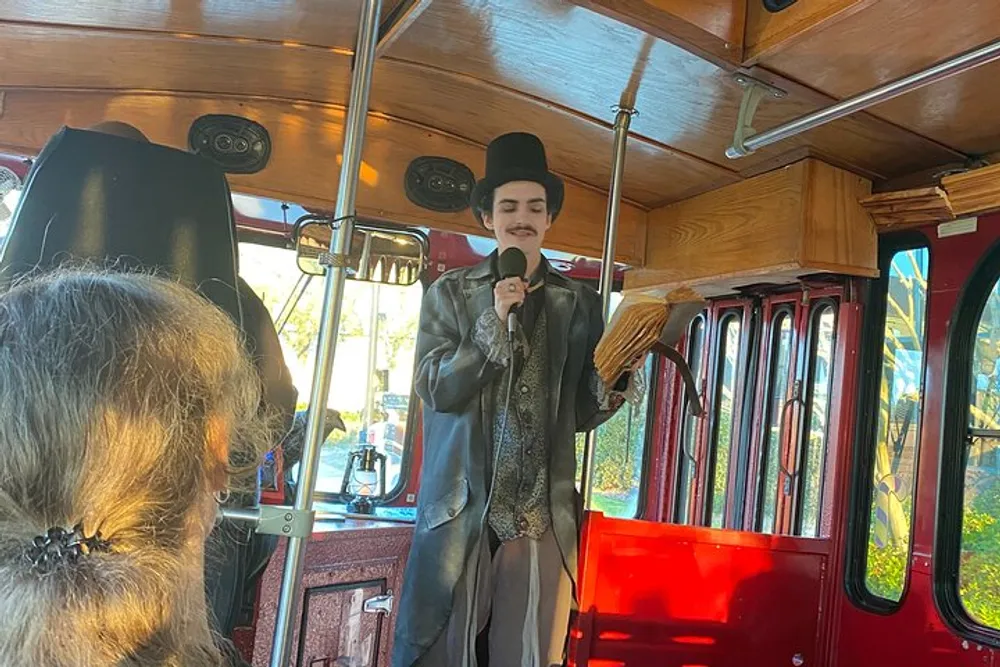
865,541,907,602
863,248,927,600
592,404,643,496
959,478,1000,628
866,251,1000,629
711,407,732,527
575,358,654,519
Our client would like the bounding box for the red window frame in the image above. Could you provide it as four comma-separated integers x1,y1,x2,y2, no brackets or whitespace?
661,285,846,534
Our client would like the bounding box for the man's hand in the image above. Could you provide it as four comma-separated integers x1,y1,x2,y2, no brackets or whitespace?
494,277,528,322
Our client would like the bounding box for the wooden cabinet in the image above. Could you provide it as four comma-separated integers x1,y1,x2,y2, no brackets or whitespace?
251,521,414,667
626,158,876,298
743,0,871,62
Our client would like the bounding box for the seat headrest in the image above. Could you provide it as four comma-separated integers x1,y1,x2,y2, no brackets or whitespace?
0,126,242,323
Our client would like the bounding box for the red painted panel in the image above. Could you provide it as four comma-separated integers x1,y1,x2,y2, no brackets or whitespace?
830,216,1000,667
837,572,994,667
252,522,413,666
570,513,827,667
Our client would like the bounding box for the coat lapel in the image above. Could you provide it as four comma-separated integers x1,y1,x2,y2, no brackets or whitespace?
462,255,495,322
463,256,497,455
545,276,576,426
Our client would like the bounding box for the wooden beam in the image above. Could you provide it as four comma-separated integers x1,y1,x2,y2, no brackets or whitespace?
568,0,745,66
627,159,876,297
0,88,649,266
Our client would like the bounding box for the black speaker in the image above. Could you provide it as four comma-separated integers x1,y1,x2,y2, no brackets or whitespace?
188,114,271,174
763,0,797,11
404,156,475,213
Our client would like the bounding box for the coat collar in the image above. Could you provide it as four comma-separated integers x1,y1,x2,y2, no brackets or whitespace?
466,254,494,281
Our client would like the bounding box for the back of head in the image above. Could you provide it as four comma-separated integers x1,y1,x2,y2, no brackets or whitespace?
0,270,271,666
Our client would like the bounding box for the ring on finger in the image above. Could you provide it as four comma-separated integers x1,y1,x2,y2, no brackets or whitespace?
508,284,517,292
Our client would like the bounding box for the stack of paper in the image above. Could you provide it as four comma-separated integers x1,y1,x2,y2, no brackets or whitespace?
594,286,704,386
860,186,955,228
942,163,1000,216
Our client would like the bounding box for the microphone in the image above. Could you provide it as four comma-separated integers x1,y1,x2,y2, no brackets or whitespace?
497,247,527,340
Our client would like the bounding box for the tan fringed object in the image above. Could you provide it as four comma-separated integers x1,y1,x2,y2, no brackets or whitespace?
860,186,955,229
594,287,703,386
942,163,1000,216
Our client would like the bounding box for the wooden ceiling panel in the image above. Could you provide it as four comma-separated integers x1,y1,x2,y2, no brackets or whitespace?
388,0,960,178
388,0,745,162
0,89,648,265
0,24,353,101
368,60,740,206
568,0,746,64
866,63,1000,155
0,0,974,214
743,0,875,63
760,0,1000,154
762,0,1000,96
0,22,738,206
0,0,387,49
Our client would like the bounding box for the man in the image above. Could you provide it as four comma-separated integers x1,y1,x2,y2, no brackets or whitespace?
393,132,641,667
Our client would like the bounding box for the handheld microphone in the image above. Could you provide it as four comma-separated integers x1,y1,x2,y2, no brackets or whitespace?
497,247,527,340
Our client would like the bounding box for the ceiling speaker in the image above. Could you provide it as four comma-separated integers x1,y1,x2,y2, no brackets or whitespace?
762,0,797,11
188,114,271,174
404,156,475,213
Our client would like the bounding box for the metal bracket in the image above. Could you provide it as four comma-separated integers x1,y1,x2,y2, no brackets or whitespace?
258,505,315,537
727,72,787,159
363,591,394,615
219,505,317,538
611,104,639,118
319,252,351,268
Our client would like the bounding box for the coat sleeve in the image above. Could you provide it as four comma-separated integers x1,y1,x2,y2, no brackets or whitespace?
575,290,644,433
414,276,504,413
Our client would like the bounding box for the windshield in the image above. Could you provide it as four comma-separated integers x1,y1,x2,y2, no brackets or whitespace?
239,241,422,498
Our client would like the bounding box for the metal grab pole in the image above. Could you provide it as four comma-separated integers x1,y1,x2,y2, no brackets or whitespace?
581,106,634,511
269,0,382,664
727,37,1000,158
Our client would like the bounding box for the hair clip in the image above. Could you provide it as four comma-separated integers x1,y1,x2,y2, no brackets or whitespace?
24,523,112,574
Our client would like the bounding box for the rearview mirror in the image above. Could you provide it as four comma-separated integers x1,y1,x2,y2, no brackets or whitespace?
295,217,428,286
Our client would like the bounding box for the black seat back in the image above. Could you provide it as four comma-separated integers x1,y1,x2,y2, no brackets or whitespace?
0,126,242,318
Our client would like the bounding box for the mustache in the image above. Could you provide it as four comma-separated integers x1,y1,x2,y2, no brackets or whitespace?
506,225,538,235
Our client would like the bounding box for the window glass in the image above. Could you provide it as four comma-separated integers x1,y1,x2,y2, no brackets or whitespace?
0,174,22,248
758,312,794,534
708,314,742,529
960,277,1000,628
864,248,929,601
798,305,837,537
674,317,706,524
238,241,422,496
576,291,655,518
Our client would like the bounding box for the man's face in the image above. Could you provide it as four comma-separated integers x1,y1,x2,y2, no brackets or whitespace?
483,181,552,259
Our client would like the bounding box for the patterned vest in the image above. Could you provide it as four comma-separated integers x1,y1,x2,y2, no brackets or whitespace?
488,309,551,542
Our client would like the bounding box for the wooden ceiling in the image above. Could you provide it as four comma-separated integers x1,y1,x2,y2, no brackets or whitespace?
0,0,995,262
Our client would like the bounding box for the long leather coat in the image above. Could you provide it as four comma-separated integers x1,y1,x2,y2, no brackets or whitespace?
392,256,621,667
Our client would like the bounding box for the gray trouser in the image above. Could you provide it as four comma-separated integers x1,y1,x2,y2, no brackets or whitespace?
420,529,573,667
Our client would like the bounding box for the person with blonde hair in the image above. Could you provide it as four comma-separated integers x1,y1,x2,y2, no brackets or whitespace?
0,270,275,667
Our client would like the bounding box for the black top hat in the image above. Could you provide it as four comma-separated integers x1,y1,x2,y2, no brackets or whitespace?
471,132,565,225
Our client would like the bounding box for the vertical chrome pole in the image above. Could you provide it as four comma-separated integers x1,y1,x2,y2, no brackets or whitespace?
581,106,634,511
269,0,382,663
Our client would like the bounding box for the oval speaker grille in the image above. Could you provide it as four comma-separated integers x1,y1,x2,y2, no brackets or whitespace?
404,156,475,213
188,114,271,174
